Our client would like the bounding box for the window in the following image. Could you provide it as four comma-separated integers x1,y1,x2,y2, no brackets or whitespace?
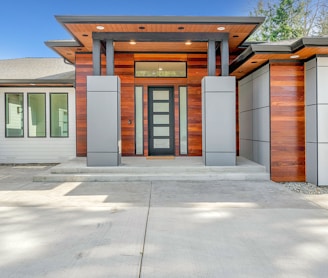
179,86,188,155
5,93,24,137
28,93,46,137
135,62,187,78
50,93,68,137
135,86,144,155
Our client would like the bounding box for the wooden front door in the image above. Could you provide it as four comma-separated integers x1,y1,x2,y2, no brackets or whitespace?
148,87,175,156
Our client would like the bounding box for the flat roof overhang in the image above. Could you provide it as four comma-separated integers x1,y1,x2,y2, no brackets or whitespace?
0,79,75,88
45,15,265,64
231,37,328,80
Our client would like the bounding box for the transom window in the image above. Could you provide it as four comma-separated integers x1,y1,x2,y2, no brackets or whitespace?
135,62,187,78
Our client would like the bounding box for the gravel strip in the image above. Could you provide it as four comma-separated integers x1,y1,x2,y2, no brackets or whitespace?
281,182,328,195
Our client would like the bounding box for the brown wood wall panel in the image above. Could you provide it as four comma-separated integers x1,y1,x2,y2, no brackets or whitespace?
117,53,135,156
270,62,305,182
186,54,207,156
75,53,136,156
75,53,93,156
75,52,221,157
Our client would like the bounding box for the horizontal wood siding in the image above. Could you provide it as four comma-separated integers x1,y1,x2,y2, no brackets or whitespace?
75,53,92,156
116,53,135,156
75,52,225,157
270,62,305,182
187,54,207,155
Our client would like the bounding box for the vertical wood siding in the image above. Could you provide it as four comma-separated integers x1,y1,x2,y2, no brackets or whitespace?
270,62,305,181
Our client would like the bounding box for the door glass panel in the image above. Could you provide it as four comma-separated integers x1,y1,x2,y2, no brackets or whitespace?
153,102,169,112
154,139,170,148
153,114,170,124
154,126,170,136
153,91,169,100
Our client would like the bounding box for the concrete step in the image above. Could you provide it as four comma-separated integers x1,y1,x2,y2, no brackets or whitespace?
50,165,267,175
33,171,270,182
33,156,270,182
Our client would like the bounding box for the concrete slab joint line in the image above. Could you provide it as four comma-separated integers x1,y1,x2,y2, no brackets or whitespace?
139,182,152,278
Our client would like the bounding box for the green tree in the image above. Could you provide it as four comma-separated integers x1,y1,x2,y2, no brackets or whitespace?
250,0,328,42
315,5,328,35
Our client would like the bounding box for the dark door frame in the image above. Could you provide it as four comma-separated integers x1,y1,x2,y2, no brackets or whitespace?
148,86,175,156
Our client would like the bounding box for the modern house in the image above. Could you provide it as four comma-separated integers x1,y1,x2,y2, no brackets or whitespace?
1,15,328,185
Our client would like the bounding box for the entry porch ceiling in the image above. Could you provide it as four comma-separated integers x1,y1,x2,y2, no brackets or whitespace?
46,16,264,64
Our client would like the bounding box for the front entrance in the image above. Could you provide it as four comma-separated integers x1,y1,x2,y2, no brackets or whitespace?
148,87,175,156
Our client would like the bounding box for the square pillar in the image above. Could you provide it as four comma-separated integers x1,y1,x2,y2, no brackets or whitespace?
92,39,101,75
207,40,216,76
220,39,229,76
87,76,121,166
306,57,328,186
202,76,236,166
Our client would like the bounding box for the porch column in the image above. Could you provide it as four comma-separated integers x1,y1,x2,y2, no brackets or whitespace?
207,40,216,76
92,39,101,75
106,39,114,75
202,76,236,166
306,57,328,186
87,76,121,166
220,39,229,76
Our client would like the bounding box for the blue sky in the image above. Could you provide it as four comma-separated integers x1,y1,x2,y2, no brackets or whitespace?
0,0,257,59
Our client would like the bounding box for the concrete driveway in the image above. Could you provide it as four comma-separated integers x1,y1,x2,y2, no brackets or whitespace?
1,165,328,278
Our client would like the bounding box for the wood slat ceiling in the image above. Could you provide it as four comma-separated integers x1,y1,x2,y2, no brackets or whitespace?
54,23,257,63
231,46,328,80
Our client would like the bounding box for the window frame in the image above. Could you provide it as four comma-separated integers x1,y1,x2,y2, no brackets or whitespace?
135,86,144,155
179,86,188,155
5,93,24,138
50,93,69,138
27,93,46,138
134,61,187,78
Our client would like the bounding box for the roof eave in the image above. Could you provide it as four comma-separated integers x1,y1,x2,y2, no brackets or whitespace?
0,79,75,86
55,15,266,25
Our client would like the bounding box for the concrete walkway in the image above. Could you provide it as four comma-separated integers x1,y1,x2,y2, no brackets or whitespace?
1,165,328,277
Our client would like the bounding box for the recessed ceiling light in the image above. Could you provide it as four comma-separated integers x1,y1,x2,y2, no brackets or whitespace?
30,83,36,86
290,55,300,59
96,25,105,30
217,26,225,31
185,40,192,45
178,26,185,30
82,34,88,37
158,67,163,71
129,40,137,45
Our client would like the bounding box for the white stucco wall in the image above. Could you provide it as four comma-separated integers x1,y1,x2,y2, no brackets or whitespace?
238,64,270,172
0,87,76,163
305,57,328,186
